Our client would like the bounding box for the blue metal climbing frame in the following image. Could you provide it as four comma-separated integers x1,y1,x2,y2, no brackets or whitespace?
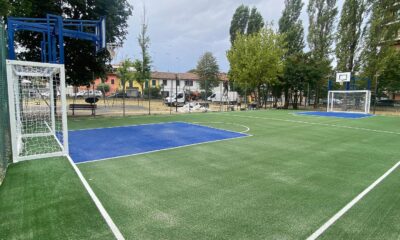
7,14,106,64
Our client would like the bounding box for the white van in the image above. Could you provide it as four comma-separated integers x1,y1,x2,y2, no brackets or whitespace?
164,92,186,106
207,91,238,104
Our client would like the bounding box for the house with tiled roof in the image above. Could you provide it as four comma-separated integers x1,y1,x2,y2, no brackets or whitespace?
86,69,230,98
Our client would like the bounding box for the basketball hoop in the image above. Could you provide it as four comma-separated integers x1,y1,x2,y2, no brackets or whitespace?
106,43,122,62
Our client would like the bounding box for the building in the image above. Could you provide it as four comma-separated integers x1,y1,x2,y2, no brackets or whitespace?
84,70,230,98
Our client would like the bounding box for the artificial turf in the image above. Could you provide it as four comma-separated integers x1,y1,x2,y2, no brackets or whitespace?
1,110,400,239
0,157,114,239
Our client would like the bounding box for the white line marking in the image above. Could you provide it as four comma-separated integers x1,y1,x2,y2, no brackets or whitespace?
66,155,125,240
76,134,251,165
190,121,251,133
228,114,400,135
307,161,400,240
69,121,179,132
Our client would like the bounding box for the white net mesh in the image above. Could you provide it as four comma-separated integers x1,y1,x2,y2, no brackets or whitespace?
327,90,371,114
7,61,68,162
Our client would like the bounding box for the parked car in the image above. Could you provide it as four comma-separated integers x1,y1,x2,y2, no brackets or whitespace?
40,90,60,98
75,90,102,98
375,100,400,107
107,92,130,98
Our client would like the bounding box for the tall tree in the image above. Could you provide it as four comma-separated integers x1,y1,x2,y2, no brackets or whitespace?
134,6,151,96
227,28,286,106
9,0,132,86
117,59,134,117
229,5,250,44
307,0,338,107
196,52,220,98
279,0,305,108
362,0,399,82
279,0,305,55
336,0,369,73
247,7,264,35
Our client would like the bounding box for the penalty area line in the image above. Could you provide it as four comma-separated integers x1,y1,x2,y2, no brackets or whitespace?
307,161,400,240
66,155,125,240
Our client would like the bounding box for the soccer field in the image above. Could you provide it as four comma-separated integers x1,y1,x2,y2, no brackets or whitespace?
1,110,400,239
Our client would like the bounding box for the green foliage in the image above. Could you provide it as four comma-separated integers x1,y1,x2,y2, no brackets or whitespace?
247,7,265,35
227,27,286,104
9,0,133,86
379,50,400,95
230,5,264,44
134,9,151,93
279,0,305,55
362,0,400,79
336,0,368,73
117,59,134,91
229,5,250,44
307,0,338,61
97,83,111,95
145,87,161,99
307,0,337,106
196,52,220,94
0,0,10,17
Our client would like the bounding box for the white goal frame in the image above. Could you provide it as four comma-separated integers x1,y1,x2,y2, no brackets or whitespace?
327,90,371,114
6,60,69,162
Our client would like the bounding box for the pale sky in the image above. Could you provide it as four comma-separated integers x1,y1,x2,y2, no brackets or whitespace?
116,0,344,72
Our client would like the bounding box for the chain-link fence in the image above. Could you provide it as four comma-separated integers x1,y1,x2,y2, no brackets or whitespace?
67,78,249,117
0,20,12,184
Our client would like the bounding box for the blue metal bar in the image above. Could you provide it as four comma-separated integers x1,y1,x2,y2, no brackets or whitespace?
7,14,106,64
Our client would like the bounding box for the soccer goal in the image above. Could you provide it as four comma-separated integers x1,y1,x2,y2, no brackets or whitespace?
6,60,68,162
327,90,371,114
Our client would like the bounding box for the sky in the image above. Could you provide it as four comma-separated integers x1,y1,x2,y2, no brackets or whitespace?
116,0,344,73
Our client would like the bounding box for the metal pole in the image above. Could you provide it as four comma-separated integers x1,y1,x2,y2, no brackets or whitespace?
148,80,151,115
373,74,379,114
175,74,178,113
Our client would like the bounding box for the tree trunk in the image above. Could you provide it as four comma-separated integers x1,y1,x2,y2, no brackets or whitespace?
284,87,289,109
122,86,126,117
293,90,299,110
313,86,319,109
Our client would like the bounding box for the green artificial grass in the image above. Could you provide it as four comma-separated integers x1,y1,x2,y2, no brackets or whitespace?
2,110,400,239
0,157,114,240
74,110,400,239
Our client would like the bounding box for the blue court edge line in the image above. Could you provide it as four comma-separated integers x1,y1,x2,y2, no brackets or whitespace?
68,122,249,164
296,111,374,119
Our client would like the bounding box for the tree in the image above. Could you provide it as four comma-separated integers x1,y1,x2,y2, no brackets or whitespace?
307,0,338,107
134,6,151,98
196,52,220,99
227,27,286,106
378,50,400,98
336,0,369,73
247,7,265,35
0,0,10,17
9,0,132,86
279,0,305,55
229,5,250,44
117,59,134,117
279,0,305,108
362,0,399,83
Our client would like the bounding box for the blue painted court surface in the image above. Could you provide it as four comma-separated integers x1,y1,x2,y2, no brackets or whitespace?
296,111,374,119
69,122,248,163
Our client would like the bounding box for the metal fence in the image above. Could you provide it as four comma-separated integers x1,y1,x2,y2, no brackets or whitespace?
0,20,11,184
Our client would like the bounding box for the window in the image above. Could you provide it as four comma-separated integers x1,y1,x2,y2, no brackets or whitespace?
111,79,115,85
185,80,193,87
176,80,180,86
162,80,168,86
152,80,156,86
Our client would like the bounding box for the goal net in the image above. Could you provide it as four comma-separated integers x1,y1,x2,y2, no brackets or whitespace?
6,60,68,162
327,90,371,114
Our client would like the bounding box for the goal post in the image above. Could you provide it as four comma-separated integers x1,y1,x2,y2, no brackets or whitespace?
327,90,371,114
6,60,68,162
